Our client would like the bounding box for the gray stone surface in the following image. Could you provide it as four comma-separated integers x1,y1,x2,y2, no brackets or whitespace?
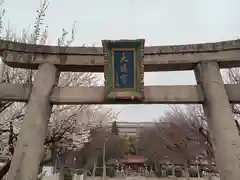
1,40,240,72
42,176,220,180
6,63,59,180
0,39,239,54
1,84,240,104
194,61,240,180
2,39,240,180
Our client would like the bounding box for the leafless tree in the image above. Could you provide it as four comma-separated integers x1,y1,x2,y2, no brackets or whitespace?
166,106,216,178
138,106,214,178
138,125,171,168
225,68,240,133
74,126,127,172
0,0,117,178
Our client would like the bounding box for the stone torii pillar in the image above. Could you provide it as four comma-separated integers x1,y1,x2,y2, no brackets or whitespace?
194,61,240,180
6,63,59,180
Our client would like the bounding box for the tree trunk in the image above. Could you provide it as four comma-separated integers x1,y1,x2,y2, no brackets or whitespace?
92,160,97,177
171,163,175,177
59,165,64,180
0,153,55,179
207,158,213,180
0,160,11,179
183,160,189,180
196,164,200,178
154,163,158,176
0,121,16,178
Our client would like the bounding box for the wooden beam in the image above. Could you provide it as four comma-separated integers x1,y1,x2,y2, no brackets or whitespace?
1,39,240,72
1,83,240,104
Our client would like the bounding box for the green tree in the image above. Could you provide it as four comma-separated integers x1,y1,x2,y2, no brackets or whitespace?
127,136,137,155
111,121,119,135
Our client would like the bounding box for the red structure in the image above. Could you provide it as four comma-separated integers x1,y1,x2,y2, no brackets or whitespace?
121,155,145,164
120,155,146,173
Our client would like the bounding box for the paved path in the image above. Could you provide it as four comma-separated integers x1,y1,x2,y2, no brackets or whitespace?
42,175,220,180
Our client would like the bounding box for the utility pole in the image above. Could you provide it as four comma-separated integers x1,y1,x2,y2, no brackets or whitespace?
102,138,107,180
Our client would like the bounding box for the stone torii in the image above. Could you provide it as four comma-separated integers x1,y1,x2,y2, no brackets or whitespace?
0,39,239,180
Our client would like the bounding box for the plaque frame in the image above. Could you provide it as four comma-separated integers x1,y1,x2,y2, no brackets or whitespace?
102,39,145,101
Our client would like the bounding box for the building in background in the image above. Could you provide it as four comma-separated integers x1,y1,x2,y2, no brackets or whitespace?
107,121,156,137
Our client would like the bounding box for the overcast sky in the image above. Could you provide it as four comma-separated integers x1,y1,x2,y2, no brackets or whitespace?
2,0,240,122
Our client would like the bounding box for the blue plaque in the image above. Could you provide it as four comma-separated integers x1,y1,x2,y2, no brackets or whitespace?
102,39,145,101
113,49,135,89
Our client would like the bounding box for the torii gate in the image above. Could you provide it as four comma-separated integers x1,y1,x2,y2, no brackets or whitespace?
0,39,240,180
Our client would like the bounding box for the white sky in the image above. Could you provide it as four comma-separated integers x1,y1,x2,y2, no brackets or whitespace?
2,0,240,122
